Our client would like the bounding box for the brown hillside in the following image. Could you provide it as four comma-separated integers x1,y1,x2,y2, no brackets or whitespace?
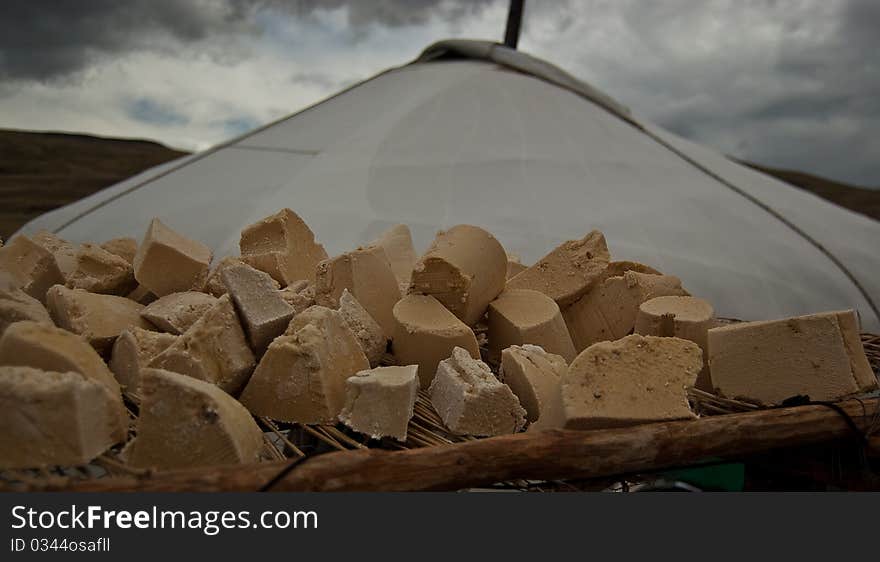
740,160,879,222
0,129,188,239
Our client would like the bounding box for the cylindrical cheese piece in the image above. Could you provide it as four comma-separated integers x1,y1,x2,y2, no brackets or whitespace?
392,294,480,388
409,225,507,326
487,289,576,363
635,296,714,390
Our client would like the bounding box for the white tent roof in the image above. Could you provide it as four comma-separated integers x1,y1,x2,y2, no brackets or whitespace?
20,40,880,330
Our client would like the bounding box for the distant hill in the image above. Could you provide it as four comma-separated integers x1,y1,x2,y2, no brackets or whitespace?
0,129,188,238
739,160,879,222
0,129,876,240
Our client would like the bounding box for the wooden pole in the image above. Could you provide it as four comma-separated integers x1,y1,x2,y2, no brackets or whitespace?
8,398,877,492
503,0,525,49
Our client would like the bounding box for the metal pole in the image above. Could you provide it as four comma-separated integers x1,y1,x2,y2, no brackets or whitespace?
503,0,525,49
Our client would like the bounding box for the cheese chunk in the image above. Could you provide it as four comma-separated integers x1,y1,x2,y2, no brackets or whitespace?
128,368,264,469
338,365,420,441
372,224,417,291
133,218,213,297
707,311,873,405
429,347,526,436
392,294,480,387
125,284,157,305
559,334,701,429
239,208,328,284
149,294,256,394
221,263,295,355
65,243,136,295
488,289,576,363
31,230,78,278
0,273,53,337
827,310,877,393
315,243,401,335
500,344,567,424
0,234,64,303
239,306,369,423
338,289,387,367
409,225,507,326
204,257,252,297
563,271,688,352
0,321,123,397
110,327,177,393
141,291,217,335
279,281,315,314
635,296,715,390
506,231,610,307
0,366,126,469
100,237,138,264
46,285,152,355
0,321,128,438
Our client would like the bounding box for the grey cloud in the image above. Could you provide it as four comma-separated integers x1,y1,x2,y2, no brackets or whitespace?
542,0,880,186
0,0,498,82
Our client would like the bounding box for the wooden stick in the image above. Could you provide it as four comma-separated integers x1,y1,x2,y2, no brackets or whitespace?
10,398,877,492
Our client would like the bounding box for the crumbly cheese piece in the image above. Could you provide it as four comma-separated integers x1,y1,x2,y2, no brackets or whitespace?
338,365,419,441
0,366,126,469
47,285,152,355
429,347,526,436
65,243,137,295
239,306,369,423
149,294,256,394
141,291,217,335
559,334,701,429
0,321,128,436
279,281,315,314
100,237,138,264
506,231,610,307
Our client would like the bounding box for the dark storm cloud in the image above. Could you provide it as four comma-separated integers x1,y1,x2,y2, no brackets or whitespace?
0,0,495,82
558,0,880,186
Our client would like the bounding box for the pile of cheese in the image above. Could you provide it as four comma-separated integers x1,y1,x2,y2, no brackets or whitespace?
0,209,875,471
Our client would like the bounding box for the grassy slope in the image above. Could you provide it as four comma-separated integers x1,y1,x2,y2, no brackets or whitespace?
0,129,188,239
0,129,875,240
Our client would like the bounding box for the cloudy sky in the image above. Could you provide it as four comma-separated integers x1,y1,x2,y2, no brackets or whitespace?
1,0,877,186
